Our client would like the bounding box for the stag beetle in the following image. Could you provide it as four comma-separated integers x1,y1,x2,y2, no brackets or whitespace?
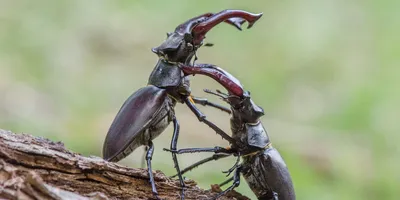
102,9,263,199
164,64,296,200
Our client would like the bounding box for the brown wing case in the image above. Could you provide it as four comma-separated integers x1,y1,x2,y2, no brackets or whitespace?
102,85,167,161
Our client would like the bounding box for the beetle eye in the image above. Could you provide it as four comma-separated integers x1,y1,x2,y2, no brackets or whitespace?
184,33,193,42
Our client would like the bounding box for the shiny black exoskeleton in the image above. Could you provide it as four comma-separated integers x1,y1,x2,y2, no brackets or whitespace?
102,10,263,199
164,64,296,200
226,91,296,200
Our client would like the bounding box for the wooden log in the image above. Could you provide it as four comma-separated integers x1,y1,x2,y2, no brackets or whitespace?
0,129,249,200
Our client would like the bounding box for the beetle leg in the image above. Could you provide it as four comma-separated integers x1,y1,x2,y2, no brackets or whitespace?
191,96,231,114
145,141,159,199
273,192,279,200
164,146,231,154
184,96,236,144
170,116,186,199
222,153,241,177
170,153,231,178
218,176,234,188
140,146,148,168
213,165,242,200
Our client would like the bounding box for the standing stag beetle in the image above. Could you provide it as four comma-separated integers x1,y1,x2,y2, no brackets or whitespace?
102,9,263,199
164,64,296,200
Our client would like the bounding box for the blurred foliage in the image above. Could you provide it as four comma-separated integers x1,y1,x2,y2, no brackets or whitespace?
0,0,399,199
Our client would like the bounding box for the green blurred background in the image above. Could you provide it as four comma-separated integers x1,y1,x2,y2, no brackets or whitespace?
1,0,399,199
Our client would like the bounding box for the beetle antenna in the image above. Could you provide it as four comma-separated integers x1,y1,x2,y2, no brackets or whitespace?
204,89,229,101
216,89,229,96
212,89,242,104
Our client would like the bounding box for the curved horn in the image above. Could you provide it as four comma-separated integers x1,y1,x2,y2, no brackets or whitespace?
174,12,248,36
191,10,263,45
175,14,210,35
179,64,245,97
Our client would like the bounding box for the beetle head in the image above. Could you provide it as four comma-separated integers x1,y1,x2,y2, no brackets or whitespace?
229,92,264,123
151,14,209,64
151,31,196,64
205,89,264,123
152,9,263,64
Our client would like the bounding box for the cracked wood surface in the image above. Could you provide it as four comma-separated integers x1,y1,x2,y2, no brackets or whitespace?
0,129,249,200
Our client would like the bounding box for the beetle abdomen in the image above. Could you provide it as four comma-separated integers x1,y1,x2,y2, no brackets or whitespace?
111,105,171,162
242,147,296,200
102,85,169,162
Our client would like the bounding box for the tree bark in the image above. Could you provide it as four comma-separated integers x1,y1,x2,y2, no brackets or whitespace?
0,129,249,200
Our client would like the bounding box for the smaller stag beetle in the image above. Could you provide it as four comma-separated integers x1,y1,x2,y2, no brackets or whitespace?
164,64,296,200
102,9,263,199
